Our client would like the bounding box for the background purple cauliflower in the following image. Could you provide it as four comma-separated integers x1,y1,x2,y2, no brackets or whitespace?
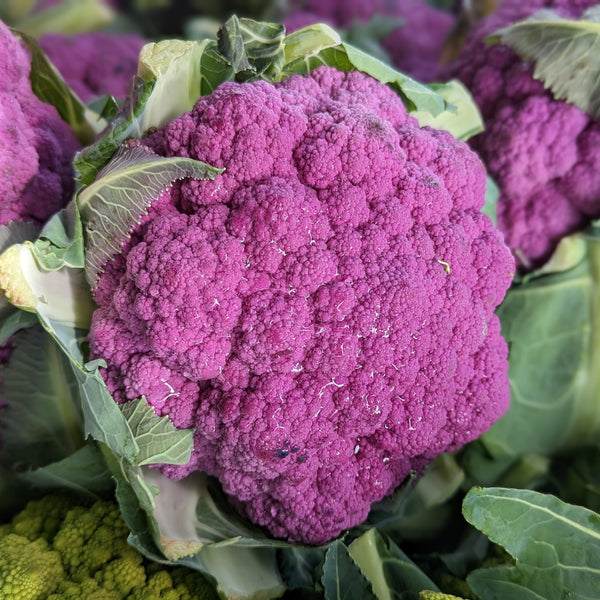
89,66,514,544
445,0,600,270
0,19,79,225
38,32,145,103
284,0,454,81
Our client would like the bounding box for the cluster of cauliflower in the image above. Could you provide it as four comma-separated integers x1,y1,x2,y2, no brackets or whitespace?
2,0,599,564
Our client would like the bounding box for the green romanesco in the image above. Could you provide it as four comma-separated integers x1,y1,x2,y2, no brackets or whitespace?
0,495,219,600
0,533,64,600
419,592,468,600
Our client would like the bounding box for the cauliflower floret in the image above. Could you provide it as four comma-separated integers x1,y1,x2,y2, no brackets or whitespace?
89,66,515,544
0,19,79,226
445,0,600,270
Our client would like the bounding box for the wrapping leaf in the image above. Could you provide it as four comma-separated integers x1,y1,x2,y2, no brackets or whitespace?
121,398,193,467
77,144,223,288
464,487,600,599
487,6,600,119
322,541,377,600
483,232,600,456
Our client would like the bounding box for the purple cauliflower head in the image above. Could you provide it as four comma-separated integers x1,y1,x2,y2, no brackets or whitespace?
89,66,514,544
284,0,454,82
0,19,79,226
445,0,600,270
38,32,145,103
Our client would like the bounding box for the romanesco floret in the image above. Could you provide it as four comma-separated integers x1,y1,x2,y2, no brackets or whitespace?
0,495,219,600
0,533,64,600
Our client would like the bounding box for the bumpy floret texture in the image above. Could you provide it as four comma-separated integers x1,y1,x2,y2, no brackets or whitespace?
38,32,145,103
0,19,79,226
284,0,454,81
445,0,600,270
89,66,514,544
0,495,218,600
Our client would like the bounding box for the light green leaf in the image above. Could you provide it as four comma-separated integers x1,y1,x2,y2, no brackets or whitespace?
11,0,114,37
281,23,447,116
349,528,440,600
77,144,223,288
12,29,96,144
0,241,94,329
487,7,600,119
464,487,600,599
0,325,84,467
33,202,85,271
411,80,483,141
481,176,499,226
137,38,226,132
120,398,193,467
322,541,377,600
484,234,600,456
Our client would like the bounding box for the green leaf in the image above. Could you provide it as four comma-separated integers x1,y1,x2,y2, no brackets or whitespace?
0,241,94,330
137,38,230,132
463,487,600,599
77,144,223,288
17,443,114,500
484,234,600,456
12,29,96,144
0,221,40,332
33,201,85,271
348,528,440,600
481,175,499,226
487,7,600,119
120,398,193,467
280,23,447,116
71,360,139,463
218,15,286,81
411,80,484,141
73,76,155,185
322,541,377,600
278,545,327,591
11,0,114,37
0,325,84,468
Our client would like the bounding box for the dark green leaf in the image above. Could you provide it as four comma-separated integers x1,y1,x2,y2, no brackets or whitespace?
322,541,377,600
218,16,285,81
18,443,113,500
73,76,155,185
71,360,139,462
487,7,600,119
0,325,84,467
464,487,600,600
77,144,223,288
121,398,194,467
278,545,327,591
349,528,440,600
12,28,95,143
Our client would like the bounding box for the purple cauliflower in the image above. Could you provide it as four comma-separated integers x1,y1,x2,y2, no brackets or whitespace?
0,19,79,225
284,0,454,81
38,32,145,103
445,0,600,270
89,66,514,544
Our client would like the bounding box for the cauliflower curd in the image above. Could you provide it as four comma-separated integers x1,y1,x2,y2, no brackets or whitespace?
89,66,515,544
